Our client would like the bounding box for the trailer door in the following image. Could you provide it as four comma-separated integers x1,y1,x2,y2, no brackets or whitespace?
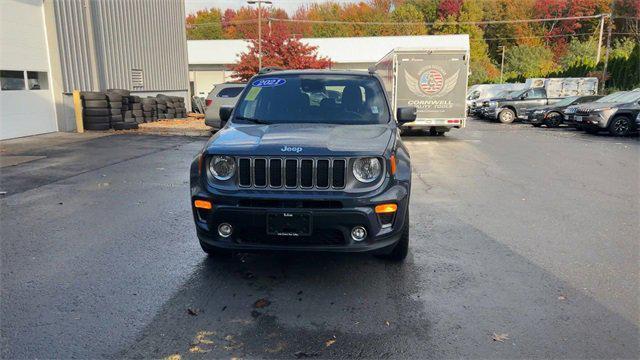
395,51,468,127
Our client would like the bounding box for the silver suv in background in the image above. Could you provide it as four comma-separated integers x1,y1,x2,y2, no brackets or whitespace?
204,82,245,130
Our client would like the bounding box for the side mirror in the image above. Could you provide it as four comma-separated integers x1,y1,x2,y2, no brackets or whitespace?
219,106,233,123
396,106,417,124
520,95,526,100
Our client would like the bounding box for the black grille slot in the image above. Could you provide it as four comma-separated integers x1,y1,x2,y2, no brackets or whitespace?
316,160,329,188
285,159,297,187
254,159,267,187
239,158,251,186
300,160,313,188
269,159,282,187
332,159,346,188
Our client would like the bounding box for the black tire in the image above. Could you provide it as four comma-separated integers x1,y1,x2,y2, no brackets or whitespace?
142,105,154,111
110,115,123,123
134,116,144,124
130,96,141,103
166,102,175,108
84,123,111,131
109,101,122,109
105,93,123,102
157,104,167,111
132,109,143,116
123,110,133,118
83,115,110,123
377,209,409,262
498,108,516,124
84,100,108,108
110,108,122,115
81,92,106,100
143,111,153,116
608,116,632,136
131,103,142,110
113,122,139,130
546,112,563,128
84,108,110,116
142,98,157,105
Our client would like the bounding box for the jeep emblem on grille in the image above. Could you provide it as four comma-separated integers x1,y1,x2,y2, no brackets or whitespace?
281,146,303,153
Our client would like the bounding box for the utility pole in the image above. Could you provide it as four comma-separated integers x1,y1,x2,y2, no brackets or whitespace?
247,0,272,70
601,9,614,94
500,46,506,83
596,13,606,64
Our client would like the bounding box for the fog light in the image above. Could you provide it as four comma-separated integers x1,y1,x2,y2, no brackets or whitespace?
351,226,367,242
218,223,233,237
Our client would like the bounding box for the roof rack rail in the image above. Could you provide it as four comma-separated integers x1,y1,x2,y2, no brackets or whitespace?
258,67,284,75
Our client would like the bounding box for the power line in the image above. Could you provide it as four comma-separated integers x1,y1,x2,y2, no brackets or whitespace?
268,14,603,26
474,31,597,42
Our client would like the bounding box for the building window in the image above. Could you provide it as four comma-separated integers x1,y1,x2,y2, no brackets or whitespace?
27,71,48,90
131,69,143,90
1,70,25,91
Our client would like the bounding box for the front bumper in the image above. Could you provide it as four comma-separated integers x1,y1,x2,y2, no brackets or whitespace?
191,182,409,253
526,113,545,124
571,113,606,129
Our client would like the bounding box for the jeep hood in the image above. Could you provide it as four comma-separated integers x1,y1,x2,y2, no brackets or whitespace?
205,123,393,156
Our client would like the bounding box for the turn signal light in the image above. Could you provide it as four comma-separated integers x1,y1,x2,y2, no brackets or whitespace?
389,154,397,175
375,203,397,214
194,200,212,210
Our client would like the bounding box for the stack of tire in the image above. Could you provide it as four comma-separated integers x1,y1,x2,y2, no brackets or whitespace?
142,97,158,122
81,92,111,130
172,96,187,118
130,96,144,124
106,89,138,130
165,96,177,119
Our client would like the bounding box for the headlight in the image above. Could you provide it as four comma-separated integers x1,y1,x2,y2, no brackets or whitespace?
488,101,497,108
209,155,235,180
534,110,544,114
352,157,381,183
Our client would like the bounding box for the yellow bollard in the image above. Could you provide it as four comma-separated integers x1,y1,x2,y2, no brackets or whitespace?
72,90,84,133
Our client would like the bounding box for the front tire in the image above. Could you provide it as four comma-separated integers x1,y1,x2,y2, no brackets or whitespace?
608,116,632,136
546,112,562,128
498,109,516,124
377,209,409,262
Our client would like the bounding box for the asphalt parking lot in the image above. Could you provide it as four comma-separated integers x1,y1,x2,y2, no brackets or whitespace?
1,119,638,359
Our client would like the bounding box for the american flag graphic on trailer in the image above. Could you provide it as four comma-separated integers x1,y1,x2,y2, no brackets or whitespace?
419,69,444,94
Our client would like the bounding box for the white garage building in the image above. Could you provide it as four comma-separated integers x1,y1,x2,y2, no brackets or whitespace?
188,35,467,97
0,0,189,140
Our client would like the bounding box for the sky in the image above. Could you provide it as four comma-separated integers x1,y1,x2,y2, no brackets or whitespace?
184,0,358,16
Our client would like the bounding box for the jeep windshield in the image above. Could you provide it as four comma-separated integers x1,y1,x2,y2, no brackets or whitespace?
232,74,390,125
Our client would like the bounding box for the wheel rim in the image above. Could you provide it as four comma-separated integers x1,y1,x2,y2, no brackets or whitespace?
502,111,513,122
613,119,629,135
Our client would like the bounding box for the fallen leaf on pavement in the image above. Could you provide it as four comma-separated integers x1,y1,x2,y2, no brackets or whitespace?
325,336,337,347
189,346,209,353
164,354,181,360
187,308,199,316
254,298,271,308
492,333,509,342
558,295,567,300
385,321,390,326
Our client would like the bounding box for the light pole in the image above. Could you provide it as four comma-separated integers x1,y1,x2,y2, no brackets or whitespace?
247,0,272,70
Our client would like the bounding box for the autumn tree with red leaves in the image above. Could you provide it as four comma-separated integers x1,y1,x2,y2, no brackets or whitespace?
230,25,332,81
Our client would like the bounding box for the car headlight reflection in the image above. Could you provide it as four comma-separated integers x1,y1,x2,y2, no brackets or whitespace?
209,155,235,180
353,157,382,183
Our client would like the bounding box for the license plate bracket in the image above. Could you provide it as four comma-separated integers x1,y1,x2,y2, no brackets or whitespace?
267,212,312,236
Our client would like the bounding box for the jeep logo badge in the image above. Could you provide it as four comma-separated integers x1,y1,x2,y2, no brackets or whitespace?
281,146,303,153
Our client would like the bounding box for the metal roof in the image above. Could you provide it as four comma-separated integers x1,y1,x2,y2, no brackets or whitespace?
188,34,470,65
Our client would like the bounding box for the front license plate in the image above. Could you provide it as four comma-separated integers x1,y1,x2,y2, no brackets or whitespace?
575,115,583,122
267,212,312,236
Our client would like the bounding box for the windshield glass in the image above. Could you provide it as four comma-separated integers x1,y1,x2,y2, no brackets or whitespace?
233,74,390,125
597,91,627,102
607,91,640,103
553,96,579,107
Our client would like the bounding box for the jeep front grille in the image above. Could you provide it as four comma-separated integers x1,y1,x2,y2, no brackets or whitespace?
237,157,347,190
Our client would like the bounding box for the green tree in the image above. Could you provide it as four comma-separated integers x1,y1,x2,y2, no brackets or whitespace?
390,3,427,35
504,45,557,78
560,39,599,69
404,0,439,22
186,8,223,40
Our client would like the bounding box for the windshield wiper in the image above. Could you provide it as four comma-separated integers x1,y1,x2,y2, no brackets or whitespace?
234,116,271,125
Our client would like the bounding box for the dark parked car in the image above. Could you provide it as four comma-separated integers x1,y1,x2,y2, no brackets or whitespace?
526,95,602,128
565,90,640,136
483,88,563,123
190,70,416,261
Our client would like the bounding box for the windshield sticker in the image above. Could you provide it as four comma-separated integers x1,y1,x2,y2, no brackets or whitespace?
371,105,379,114
252,78,286,87
245,87,261,101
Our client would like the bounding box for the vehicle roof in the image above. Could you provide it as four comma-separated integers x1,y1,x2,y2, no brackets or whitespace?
253,69,372,77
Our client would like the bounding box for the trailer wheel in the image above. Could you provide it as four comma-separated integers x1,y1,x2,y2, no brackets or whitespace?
498,109,515,124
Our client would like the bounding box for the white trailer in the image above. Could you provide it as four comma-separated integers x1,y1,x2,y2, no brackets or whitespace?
525,77,599,97
374,35,470,135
